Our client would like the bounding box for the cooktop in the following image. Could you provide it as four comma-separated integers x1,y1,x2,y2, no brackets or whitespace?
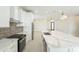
7,34,26,39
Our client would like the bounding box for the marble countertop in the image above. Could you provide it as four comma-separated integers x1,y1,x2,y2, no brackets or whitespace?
0,38,18,50
17,31,27,34
42,30,79,48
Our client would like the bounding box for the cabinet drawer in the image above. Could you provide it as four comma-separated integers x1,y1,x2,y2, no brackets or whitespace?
48,47,68,52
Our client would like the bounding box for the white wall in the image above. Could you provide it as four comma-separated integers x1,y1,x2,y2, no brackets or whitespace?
72,16,79,36
55,16,77,35
0,6,10,27
33,19,49,32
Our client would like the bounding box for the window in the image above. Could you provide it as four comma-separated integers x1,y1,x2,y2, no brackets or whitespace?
51,22,55,31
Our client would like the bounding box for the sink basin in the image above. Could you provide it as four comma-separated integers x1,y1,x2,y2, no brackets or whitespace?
44,32,51,35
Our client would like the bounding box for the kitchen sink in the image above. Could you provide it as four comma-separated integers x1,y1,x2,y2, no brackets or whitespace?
44,32,51,35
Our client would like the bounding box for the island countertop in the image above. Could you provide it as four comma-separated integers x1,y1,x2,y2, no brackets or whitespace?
42,30,79,48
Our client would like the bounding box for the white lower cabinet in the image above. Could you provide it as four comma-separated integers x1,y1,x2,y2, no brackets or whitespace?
47,44,68,52
71,47,79,52
0,39,17,52
46,38,79,52
48,47,79,52
4,41,17,52
49,48,68,52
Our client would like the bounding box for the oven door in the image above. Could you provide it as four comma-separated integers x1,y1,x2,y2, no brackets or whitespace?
18,37,26,52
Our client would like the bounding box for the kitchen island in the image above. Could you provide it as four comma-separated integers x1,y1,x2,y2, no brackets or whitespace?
42,31,79,52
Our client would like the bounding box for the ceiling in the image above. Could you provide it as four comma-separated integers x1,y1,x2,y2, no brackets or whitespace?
21,6,79,19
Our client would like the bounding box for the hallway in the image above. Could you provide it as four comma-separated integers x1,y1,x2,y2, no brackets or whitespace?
23,31,44,52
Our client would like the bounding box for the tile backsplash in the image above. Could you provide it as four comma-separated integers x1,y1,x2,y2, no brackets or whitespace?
0,22,23,38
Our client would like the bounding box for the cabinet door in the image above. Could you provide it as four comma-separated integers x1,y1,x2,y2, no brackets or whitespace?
47,47,68,52
21,10,33,40
0,6,10,27
21,10,34,26
10,6,21,20
4,40,17,52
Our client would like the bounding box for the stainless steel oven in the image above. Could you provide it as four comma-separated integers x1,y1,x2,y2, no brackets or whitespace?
7,34,26,52
18,36,26,52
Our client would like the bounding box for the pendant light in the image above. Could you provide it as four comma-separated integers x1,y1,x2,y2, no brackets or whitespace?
60,11,68,20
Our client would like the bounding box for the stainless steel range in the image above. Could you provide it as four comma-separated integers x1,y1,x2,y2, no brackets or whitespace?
7,34,26,52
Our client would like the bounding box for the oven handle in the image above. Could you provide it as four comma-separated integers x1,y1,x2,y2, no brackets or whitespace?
19,38,25,43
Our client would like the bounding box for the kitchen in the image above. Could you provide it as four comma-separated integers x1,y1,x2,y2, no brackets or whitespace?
0,6,33,52
0,6,79,52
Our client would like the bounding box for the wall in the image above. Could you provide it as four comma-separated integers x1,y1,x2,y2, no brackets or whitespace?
55,16,79,36
33,19,49,32
72,16,79,37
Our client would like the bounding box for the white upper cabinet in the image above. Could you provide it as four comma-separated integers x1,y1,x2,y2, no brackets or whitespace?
0,6,10,27
10,6,21,20
20,9,34,26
